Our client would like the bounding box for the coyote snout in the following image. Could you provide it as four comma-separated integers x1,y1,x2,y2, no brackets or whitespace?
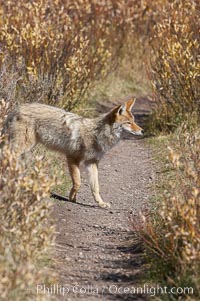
5,98,142,208
121,120,144,136
126,126,144,136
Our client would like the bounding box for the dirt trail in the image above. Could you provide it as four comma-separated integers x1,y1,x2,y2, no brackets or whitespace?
52,99,154,301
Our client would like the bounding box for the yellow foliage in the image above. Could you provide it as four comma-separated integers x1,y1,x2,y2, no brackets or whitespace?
133,126,200,298
0,0,134,109
0,100,57,300
148,0,200,133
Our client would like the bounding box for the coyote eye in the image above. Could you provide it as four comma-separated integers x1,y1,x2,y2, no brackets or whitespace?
125,121,131,125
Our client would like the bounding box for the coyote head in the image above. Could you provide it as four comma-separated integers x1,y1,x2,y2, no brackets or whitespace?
109,98,144,136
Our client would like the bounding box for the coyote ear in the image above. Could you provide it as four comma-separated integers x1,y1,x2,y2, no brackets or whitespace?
106,104,125,124
126,98,136,111
117,104,126,115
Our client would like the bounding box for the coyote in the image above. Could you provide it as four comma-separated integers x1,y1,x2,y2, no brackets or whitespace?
4,98,143,208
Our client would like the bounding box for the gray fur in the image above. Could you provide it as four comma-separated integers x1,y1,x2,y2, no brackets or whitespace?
4,101,142,208
6,103,122,163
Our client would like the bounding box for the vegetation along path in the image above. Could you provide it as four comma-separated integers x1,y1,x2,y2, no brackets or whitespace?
52,99,155,301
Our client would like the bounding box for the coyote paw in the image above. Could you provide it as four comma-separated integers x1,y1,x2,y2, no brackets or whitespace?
69,189,78,202
99,201,111,209
69,196,77,202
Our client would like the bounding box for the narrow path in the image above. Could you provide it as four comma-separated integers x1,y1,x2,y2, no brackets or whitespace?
52,125,154,301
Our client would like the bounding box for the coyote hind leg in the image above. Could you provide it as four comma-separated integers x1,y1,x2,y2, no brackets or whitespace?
11,121,37,159
67,157,81,202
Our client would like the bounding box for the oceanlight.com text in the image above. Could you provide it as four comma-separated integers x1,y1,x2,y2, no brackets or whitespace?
35,283,194,297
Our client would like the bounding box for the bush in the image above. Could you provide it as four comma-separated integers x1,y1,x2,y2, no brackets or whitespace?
133,125,200,299
0,0,134,110
130,1,200,298
0,100,57,300
148,0,200,133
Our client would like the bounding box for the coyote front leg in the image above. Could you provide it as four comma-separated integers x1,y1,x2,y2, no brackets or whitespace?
87,161,110,208
67,157,81,202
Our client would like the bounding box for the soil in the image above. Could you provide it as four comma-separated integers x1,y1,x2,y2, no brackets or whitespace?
52,98,155,301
